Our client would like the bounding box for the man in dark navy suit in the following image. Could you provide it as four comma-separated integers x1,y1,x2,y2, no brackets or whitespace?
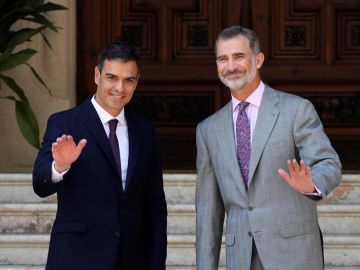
33,41,167,270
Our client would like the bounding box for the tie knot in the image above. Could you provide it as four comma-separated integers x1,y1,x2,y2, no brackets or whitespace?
238,101,250,113
108,119,118,132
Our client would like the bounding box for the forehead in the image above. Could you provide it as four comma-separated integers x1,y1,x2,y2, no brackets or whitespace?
216,35,252,56
101,59,138,76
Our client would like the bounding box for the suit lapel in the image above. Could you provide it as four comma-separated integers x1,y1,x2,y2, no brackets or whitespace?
80,99,124,193
248,86,279,185
216,102,247,196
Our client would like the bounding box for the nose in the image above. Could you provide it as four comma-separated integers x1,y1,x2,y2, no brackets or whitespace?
114,80,125,92
227,59,237,71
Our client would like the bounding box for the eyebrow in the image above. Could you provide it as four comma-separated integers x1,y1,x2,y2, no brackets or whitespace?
104,72,116,77
233,52,246,56
216,54,227,60
104,73,138,80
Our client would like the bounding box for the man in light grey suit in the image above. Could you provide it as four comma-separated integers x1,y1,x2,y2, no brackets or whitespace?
196,26,341,270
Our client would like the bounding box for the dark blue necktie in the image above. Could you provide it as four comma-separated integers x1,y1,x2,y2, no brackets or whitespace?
236,102,251,187
108,119,122,178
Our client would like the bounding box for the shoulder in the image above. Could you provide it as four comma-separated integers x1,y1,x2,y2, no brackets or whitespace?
48,98,91,122
125,109,155,131
265,85,313,111
197,102,231,130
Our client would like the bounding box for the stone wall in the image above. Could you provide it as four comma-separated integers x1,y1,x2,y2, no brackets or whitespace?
0,0,76,172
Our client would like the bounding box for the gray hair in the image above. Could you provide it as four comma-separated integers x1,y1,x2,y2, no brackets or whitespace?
215,26,261,55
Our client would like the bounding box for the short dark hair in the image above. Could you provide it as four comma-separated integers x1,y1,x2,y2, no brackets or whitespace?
215,26,261,55
97,41,140,71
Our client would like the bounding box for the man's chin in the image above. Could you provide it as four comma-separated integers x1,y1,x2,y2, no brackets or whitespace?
222,79,246,90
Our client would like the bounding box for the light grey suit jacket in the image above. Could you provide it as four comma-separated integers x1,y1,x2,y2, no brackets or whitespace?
195,85,341,270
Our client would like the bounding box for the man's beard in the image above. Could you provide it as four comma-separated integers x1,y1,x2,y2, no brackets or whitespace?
219,64,257,90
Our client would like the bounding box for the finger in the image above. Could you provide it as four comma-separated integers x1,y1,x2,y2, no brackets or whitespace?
65,135,73,142
74,139,87,156
287,160,295,175
56,134,67,144
292,159,301,172
305,165,312,179
300,160,308,172
77,139,87,151
306,165,312,175
51,142,58,151
278,168,291,183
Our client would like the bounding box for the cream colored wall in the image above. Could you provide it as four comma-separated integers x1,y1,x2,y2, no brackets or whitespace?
0,0,76,172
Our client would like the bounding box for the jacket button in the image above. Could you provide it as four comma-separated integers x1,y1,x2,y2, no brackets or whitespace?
248,231,252,237
248,207,254,211
114,232,121,238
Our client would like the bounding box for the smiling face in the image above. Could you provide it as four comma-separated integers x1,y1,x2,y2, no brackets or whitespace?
216,34,264,98
94,59,139,116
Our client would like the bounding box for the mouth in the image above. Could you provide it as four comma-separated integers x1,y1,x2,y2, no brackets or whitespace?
224,72,243,80
110,92,125,97
109,95,125,102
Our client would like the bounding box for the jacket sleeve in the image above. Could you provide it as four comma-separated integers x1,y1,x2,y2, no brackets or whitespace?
293,99,342,198
32,114,67,198
195,123,225,270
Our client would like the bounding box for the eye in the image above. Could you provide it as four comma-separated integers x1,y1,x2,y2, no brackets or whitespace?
105,75,115,80
126,78,136,85
233,53,245,60
216,56,227,63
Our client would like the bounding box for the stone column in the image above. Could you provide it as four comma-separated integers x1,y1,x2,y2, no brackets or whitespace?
0,0,76,172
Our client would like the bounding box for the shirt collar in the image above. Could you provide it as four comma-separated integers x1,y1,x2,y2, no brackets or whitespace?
91,95,126,125
231,81,265,112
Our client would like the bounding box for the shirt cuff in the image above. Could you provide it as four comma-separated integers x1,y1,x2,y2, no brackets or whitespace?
51,161,70,183
302,184,322,197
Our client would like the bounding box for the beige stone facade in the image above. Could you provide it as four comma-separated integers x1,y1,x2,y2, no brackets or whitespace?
0,0,76,172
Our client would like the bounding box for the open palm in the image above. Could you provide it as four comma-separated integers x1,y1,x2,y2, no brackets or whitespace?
52,135,87,172
278,159,315,193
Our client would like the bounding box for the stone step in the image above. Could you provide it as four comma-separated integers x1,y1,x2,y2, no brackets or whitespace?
0,203,196,234
5,266,351,269
1,173,360,204
163,174,196,204
0,174,56,204
0,267,360,270
169,203,360,235
1,203,359,235
0,204,55,234
166,268,360,270
0,234,359,267
318,204,360,234
164,173,360,204
322,174,360,204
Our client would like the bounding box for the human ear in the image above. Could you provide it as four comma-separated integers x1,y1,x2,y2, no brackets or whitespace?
256,53,265,69
94,66,100,85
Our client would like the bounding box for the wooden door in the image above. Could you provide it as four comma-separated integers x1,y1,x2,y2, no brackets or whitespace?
77,0,360,170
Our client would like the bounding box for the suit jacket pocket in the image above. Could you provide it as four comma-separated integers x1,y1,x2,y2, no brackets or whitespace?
225,233,235,246
279,221,314,238
51,221,86,235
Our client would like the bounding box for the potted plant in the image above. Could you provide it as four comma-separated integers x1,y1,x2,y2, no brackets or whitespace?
0,0,67,149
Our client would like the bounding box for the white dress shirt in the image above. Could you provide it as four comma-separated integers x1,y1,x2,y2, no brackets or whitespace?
52,95,129,190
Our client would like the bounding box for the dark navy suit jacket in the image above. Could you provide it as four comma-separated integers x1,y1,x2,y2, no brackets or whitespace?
33,98,167,270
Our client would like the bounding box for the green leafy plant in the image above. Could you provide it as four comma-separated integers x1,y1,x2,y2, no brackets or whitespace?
0,0,67,149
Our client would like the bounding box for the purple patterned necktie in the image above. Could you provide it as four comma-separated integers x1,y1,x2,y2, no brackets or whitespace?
236,102,251,187
108,119,122,178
